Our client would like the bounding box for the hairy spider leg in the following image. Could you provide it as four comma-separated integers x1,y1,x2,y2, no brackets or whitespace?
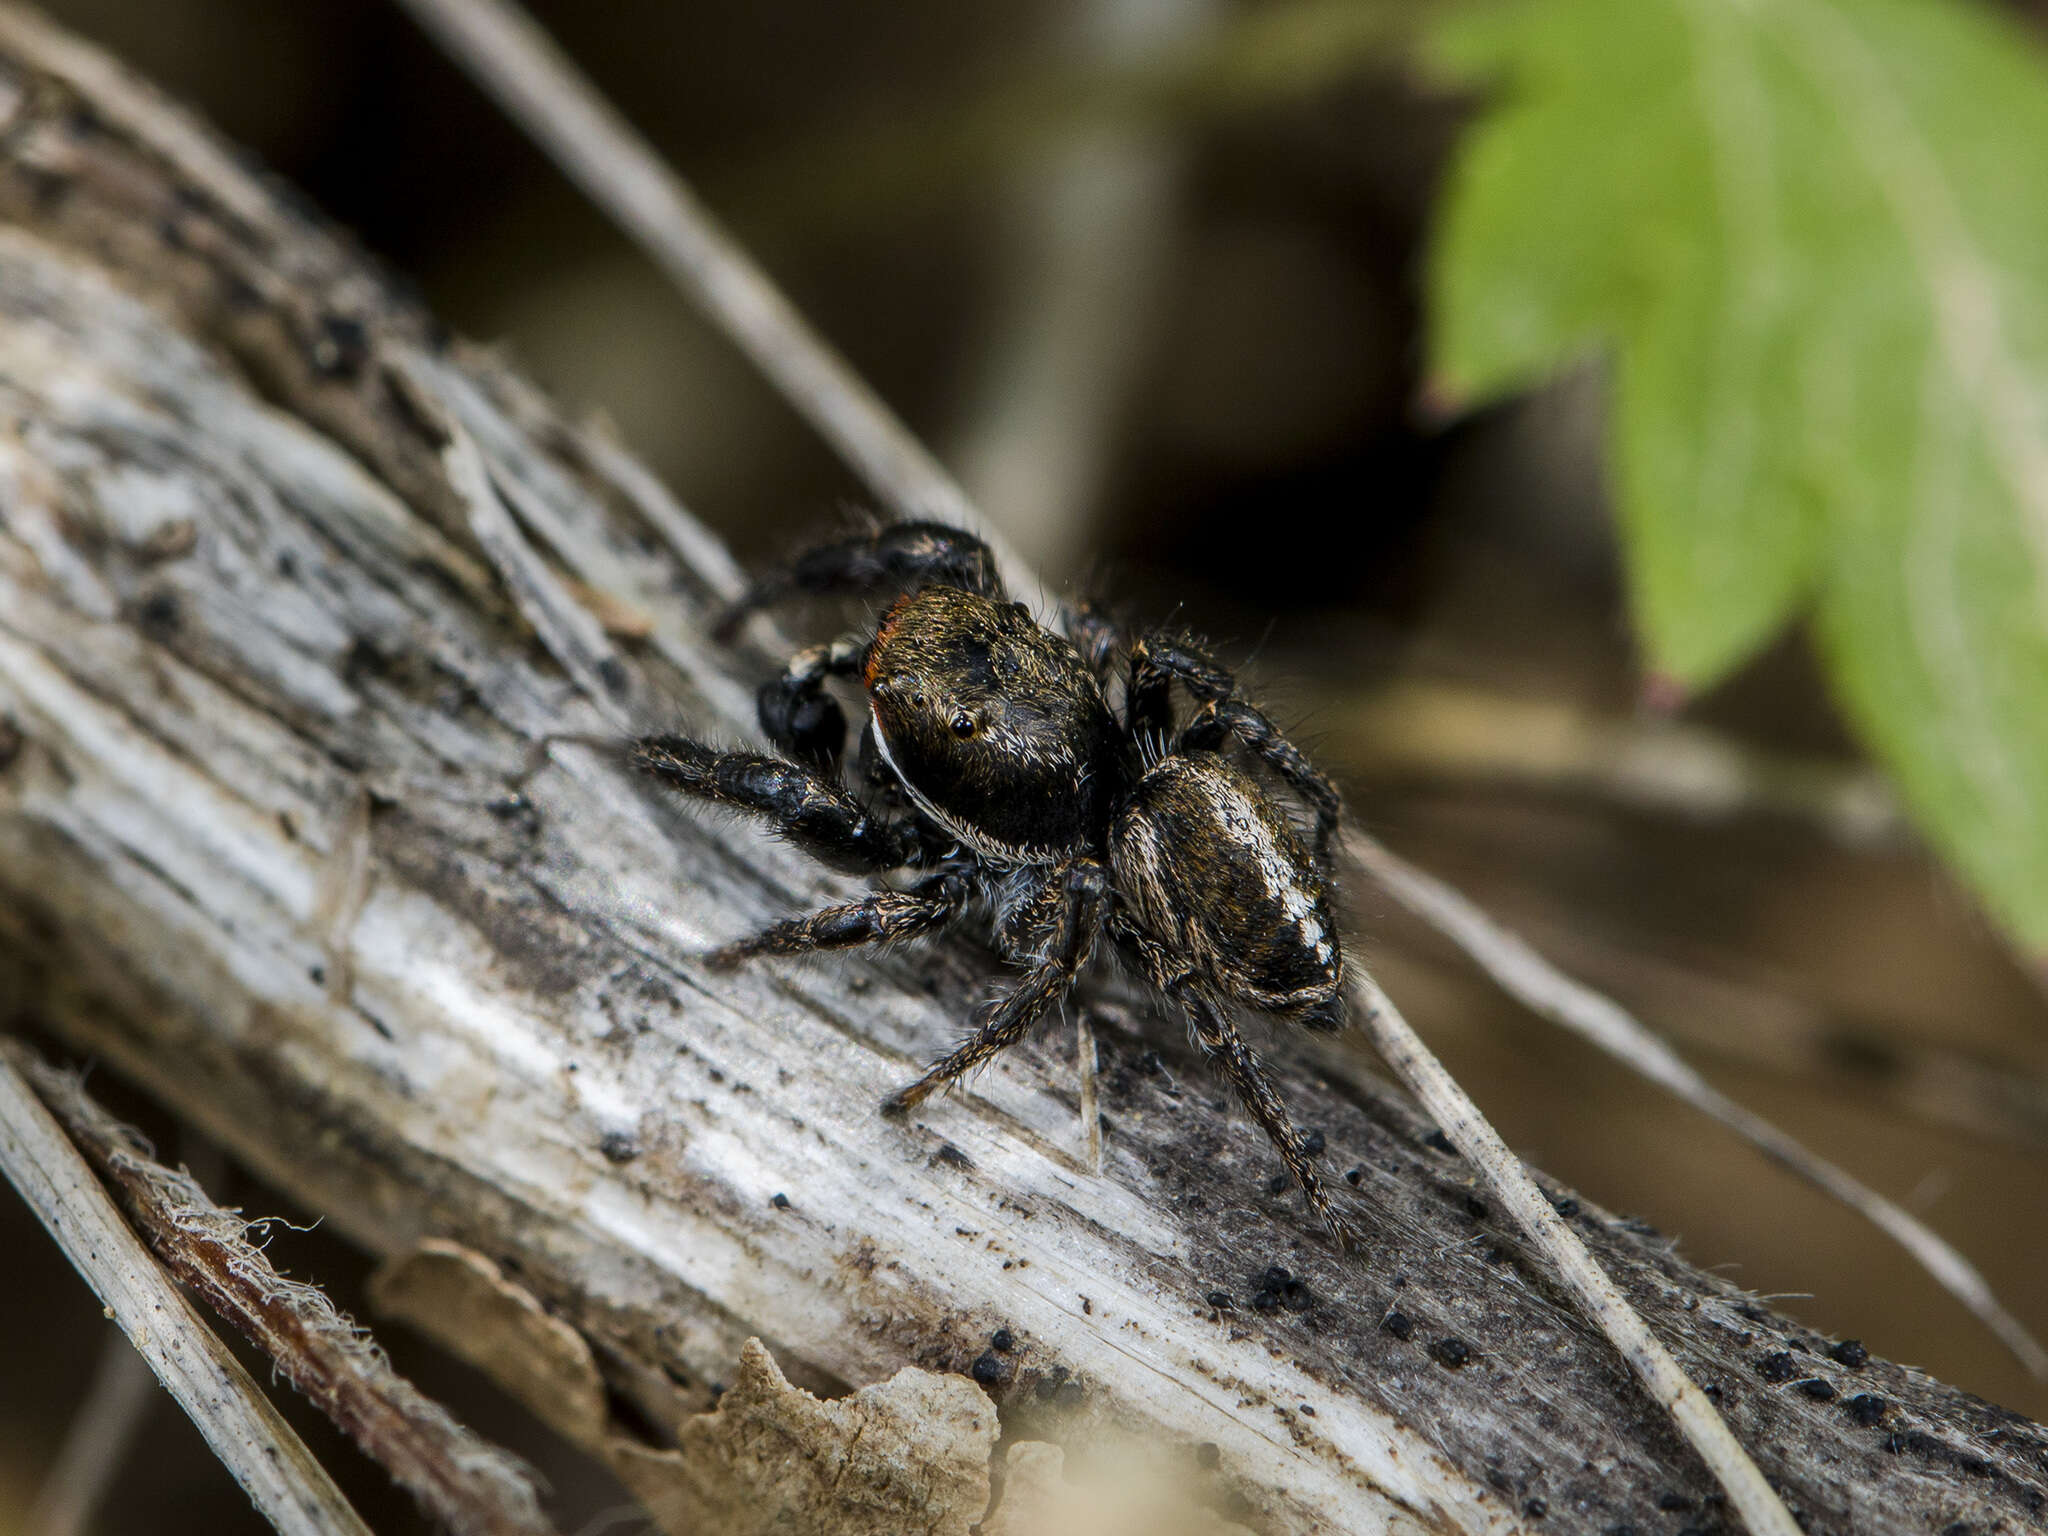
1130,635,1343,871
712,521,1006,641
631,735,918,875
1060,598,1123,683
882,860,1108,1114
1181,989,1356,1247
1107,913,1351,1243
710,869,973,968
757,632,867,767
1123,632,1219,738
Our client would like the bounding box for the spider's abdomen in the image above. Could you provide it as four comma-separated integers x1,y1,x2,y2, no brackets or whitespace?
1109,754,1341,1012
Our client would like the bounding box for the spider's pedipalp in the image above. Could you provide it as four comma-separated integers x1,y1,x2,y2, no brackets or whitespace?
756,632,867,767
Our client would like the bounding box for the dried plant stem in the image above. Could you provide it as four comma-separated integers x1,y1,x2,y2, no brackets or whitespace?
10,1044,561,1536
1347,972,1800,1536
1075,1007,1103,1173
391,348,637,736
0,1046,375,1536
1348,828,2048,1380
1330,677,1906,848
1486,911,2048,1156
948,0,1211,580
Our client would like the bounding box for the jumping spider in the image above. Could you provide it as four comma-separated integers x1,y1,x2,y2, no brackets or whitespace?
629,521,1353,1238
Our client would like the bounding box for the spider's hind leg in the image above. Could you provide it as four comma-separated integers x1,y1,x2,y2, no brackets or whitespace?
1180,698,1342,867
1180,988,1358,1248
714,521,1005,639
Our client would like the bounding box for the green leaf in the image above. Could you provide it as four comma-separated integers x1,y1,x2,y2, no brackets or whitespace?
1425,0,2048,951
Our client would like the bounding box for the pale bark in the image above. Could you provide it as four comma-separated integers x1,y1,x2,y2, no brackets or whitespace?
0,11,2044,1535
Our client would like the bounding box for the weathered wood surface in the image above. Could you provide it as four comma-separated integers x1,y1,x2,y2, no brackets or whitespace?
0,11,2043,1534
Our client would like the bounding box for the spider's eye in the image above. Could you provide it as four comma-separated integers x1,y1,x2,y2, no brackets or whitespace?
950,711,976,737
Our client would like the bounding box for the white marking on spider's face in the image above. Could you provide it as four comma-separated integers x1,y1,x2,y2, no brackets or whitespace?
868,701,1040,868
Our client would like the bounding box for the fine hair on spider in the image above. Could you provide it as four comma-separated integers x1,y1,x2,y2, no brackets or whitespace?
629,519,1357,1242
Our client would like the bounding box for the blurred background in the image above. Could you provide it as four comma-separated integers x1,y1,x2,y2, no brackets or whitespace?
4,0,2047,1530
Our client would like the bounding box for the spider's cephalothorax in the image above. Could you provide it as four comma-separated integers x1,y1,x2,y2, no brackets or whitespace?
635,521,1352,1237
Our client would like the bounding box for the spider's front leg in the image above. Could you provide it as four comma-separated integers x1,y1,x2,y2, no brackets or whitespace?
882,860,1108,1114
631,735,915,874
713,520,1005,640
709,869,972,968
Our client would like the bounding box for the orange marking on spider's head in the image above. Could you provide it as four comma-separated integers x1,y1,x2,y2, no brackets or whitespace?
864,595,912,688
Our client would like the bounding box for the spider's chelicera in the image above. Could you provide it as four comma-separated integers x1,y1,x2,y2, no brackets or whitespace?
632,521,1352,1238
